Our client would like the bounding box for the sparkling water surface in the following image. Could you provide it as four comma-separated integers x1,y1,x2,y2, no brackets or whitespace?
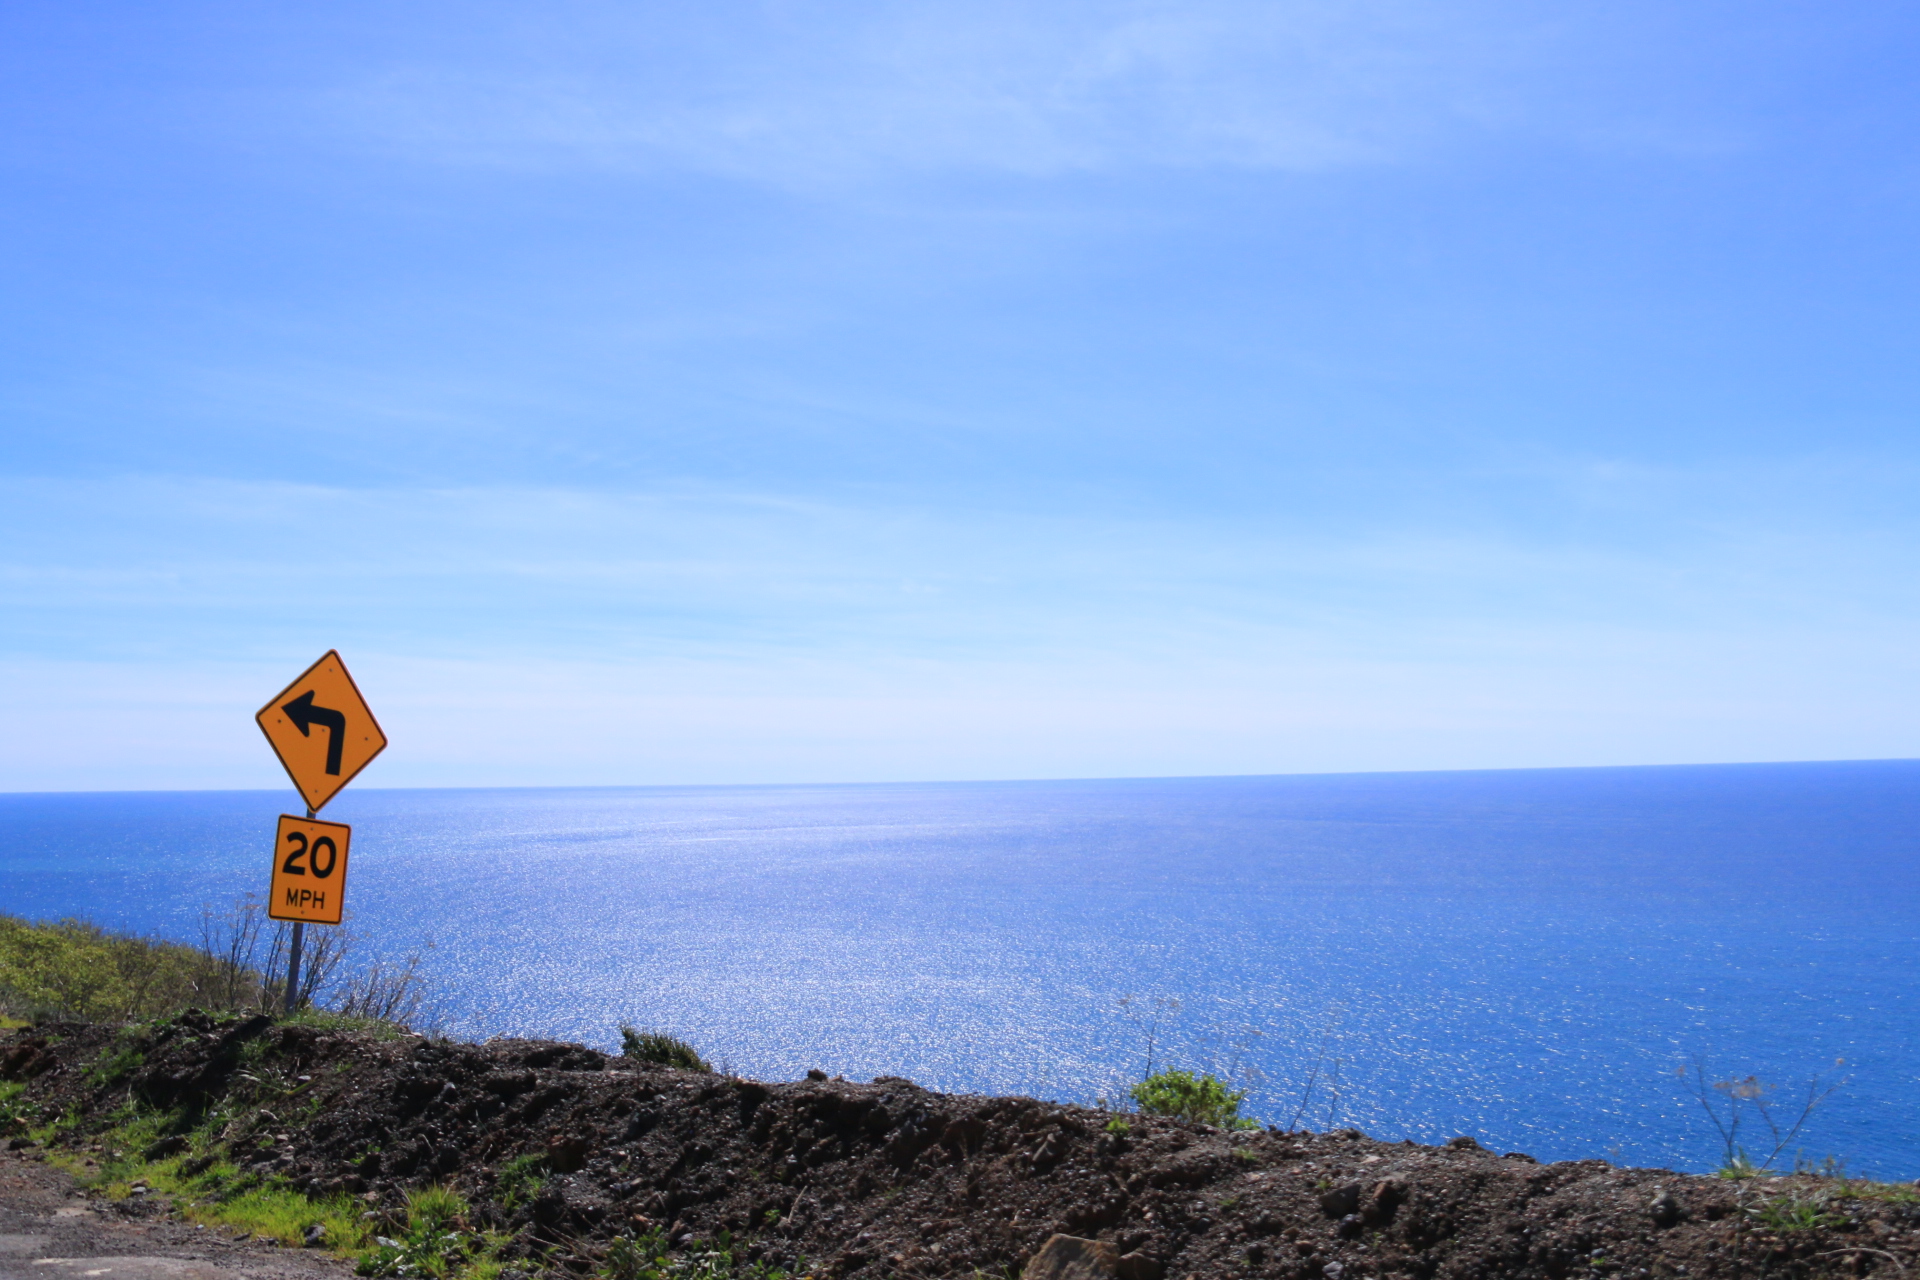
4,761,1918,1178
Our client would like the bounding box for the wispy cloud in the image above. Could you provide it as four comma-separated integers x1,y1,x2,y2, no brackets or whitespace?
4,459,1914,657
318,0,1646,183
5,461,1917,788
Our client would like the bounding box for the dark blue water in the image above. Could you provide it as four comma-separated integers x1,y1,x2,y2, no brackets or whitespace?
4,762,1918,1178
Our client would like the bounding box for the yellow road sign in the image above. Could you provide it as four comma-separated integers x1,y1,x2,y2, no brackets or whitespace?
269,814,351,924
256,650,387,812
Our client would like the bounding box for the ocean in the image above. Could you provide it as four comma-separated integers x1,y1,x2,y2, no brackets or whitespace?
3,761,1917,1178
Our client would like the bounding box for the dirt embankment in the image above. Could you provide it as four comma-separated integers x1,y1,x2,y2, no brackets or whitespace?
5,1014,1918,1279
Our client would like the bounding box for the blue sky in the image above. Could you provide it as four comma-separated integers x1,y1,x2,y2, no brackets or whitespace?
4,0,1918,790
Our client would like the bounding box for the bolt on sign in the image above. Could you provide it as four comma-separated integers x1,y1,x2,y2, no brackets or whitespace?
269,814,352,924
256,649,388,813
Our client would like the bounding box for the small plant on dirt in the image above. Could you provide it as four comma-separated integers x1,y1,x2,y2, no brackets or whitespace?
83,1032,148,1086
1104,1118,1131,1136
1744,1193,1844,1233
619,1026,711,1073
1678,1056,1845,1178
0,1081,41,1136
1130,1068,1257,1129
492,1152,547,1212
39,1102,85,1145
600,1227,797,1280
603,1230,662,1280
357,1185,478,1279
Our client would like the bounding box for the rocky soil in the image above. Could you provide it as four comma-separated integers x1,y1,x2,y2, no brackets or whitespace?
6,1014,1918,1279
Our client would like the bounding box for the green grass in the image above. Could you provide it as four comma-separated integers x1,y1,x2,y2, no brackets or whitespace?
192,1176,375,1250
1,1080,41,1137
44,1107,374,1251
83,1028,151,1086
1743,1194,1844,1232
491,1152,547,1212
355,1186,513,1280
1835,1179,1920,1204
48,1128,514,1280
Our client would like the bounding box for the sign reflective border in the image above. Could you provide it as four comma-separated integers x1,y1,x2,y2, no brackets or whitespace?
256,650,388,813
269,814,351,925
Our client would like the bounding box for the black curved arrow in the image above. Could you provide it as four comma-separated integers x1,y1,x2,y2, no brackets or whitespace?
282,690,347,775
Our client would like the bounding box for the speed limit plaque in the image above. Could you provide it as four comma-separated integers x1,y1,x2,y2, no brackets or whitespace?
268,813,352,925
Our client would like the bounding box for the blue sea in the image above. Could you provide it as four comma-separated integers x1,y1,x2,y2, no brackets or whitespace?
4,761,1918,1179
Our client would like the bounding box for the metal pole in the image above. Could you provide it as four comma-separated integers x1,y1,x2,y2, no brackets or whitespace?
283,922,305,1014
283,805,313,1014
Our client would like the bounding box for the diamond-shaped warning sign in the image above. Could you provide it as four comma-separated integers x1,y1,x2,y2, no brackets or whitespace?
256,650,387,812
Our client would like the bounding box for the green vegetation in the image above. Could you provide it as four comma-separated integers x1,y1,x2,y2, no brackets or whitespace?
601,1227,800,1279
620,1025,711,1072
1,1079,40,1137
1129,1068,1258,1129
35,1100,378,1254
1834,1178,1920,1205
1744,1193,1845,1232
1103,1117,1131,1135
356,1185,509,1280
83,1026,150,1086
0,915,227,1022
491,1152,547,1212
2,906,433,1033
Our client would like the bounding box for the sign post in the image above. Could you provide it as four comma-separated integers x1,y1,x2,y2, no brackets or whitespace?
256,651,386,1012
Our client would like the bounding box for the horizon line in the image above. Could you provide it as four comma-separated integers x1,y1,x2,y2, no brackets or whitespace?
5,754,1917,799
